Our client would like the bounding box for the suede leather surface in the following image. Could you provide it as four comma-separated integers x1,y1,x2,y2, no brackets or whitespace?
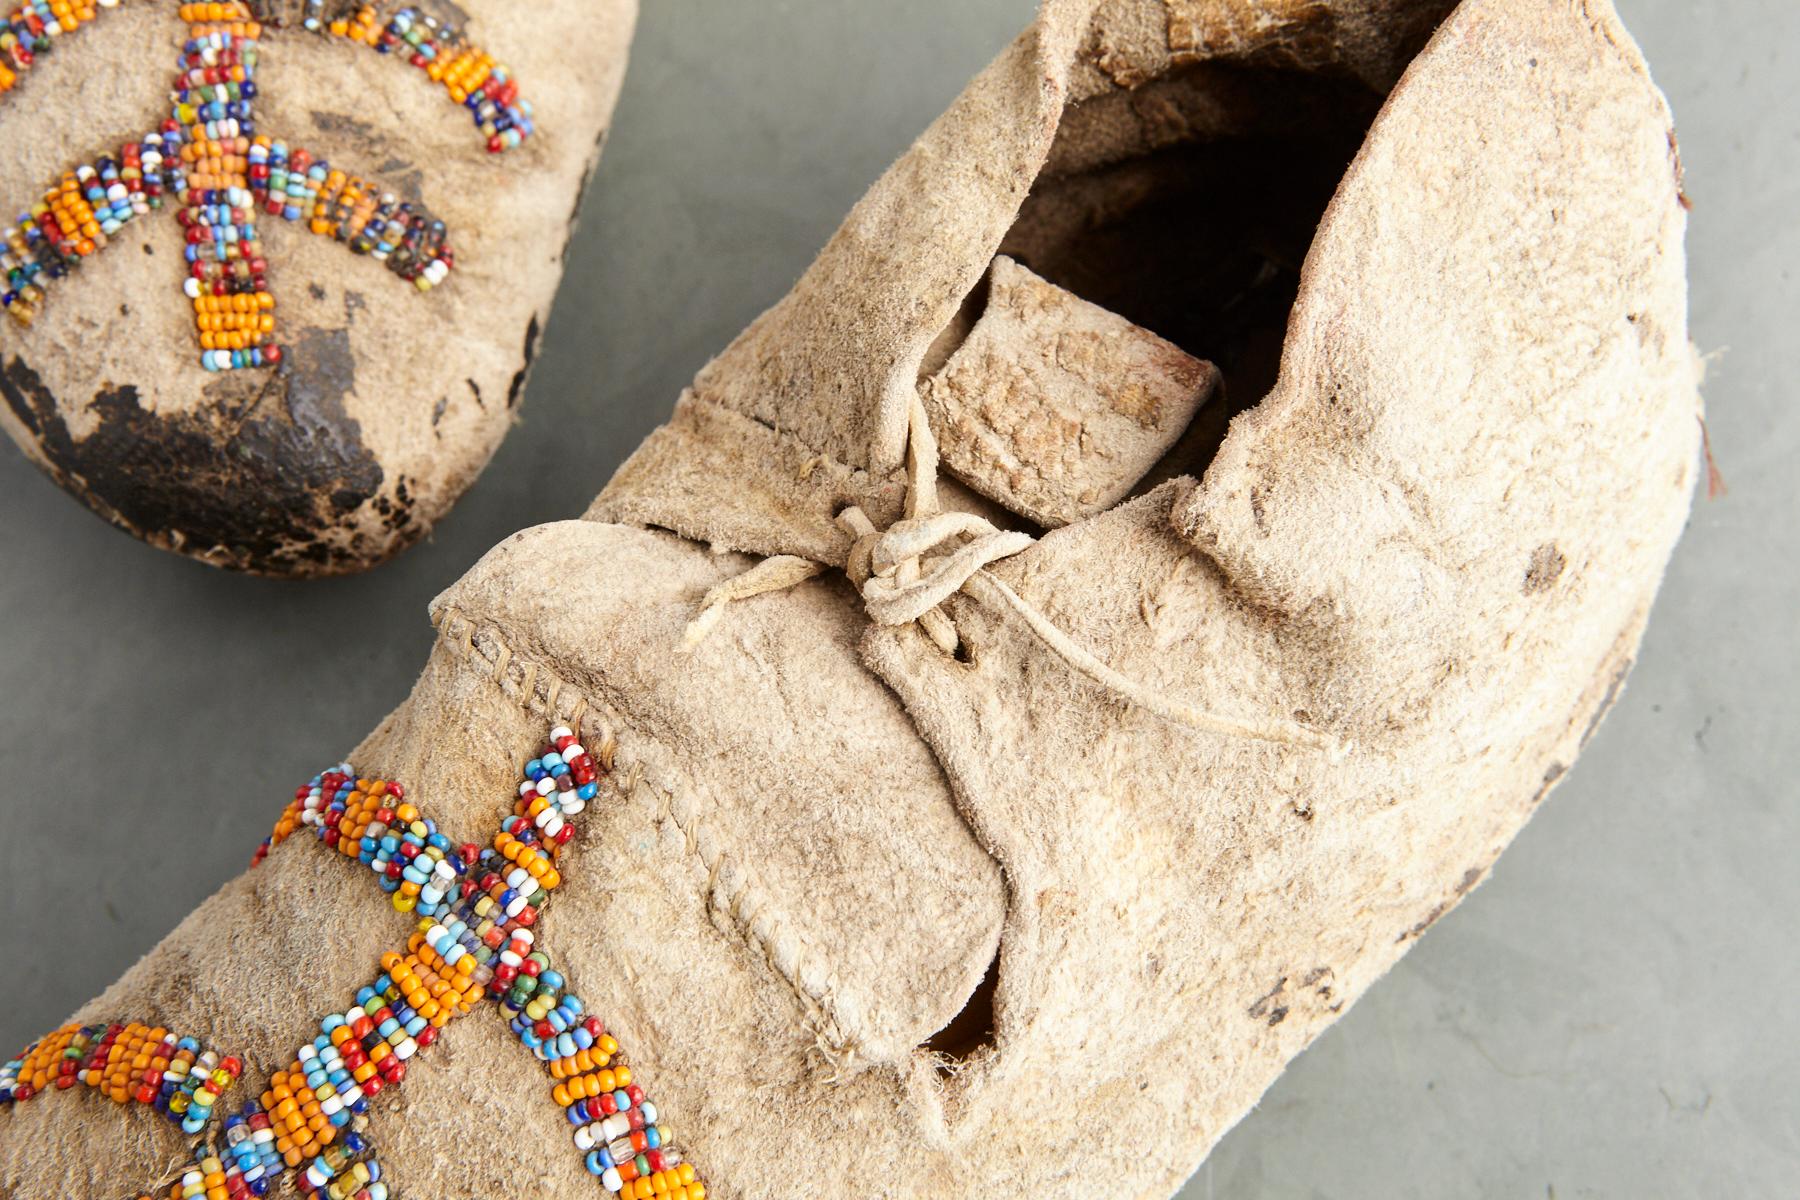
0,0,1699,1197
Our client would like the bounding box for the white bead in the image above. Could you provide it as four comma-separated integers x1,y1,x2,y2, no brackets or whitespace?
561,798,586,816
551,726,573,742
601,1167,623,1193
601,1113,629,1140
573,1126,595,1151
640,1101,657,1124
393,1037,418,1061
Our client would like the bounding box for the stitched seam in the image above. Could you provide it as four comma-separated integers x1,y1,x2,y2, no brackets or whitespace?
428,604,865,1068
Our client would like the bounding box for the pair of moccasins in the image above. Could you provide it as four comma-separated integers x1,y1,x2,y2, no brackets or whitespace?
0,1,1700,1198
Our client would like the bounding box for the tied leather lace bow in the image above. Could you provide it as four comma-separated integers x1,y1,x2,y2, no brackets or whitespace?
684,396,1337,753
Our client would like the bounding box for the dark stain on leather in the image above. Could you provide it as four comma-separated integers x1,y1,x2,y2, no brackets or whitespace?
0,325,385,574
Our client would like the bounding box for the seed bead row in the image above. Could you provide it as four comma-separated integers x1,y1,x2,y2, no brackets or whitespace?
0,1021,242,1135
0,0,120,94
1,133,179,327
311,3,534,153
27,726,703,1200
129,934,485,1200
507,728,705,1200
174,4,282,371
265,728,704,1198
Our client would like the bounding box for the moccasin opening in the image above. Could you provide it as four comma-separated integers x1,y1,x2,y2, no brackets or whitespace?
1001,63,1392,481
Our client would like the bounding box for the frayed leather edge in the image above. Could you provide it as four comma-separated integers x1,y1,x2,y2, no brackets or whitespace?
429,604,872,1077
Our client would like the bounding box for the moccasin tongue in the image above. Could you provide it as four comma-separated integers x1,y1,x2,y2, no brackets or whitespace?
920,255,1220,528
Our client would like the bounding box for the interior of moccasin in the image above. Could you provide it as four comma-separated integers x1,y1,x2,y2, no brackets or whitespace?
995,60,1394,483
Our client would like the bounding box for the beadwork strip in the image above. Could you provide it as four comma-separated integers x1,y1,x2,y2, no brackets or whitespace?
0,0,531,368
0,0,120,95
310,3,536,152
4,727,710,1200
0,1022,242,1131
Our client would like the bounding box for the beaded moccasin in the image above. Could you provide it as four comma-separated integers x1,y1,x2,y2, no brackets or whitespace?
0,0,1699,1196
0,0,634,575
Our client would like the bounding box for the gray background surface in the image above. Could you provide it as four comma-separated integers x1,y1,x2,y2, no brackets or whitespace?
1,2,1793,1196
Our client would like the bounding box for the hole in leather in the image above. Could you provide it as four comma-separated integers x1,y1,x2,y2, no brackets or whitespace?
998,61,1396,482
922,942,999,1066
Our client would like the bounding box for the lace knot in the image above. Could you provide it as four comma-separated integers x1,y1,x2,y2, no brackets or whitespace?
835,506,1033,653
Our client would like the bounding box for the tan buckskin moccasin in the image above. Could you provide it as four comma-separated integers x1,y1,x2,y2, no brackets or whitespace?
0,0,634,576
0,0,1699,1196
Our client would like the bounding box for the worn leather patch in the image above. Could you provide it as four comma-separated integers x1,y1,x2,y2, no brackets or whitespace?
921,256,1219,527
